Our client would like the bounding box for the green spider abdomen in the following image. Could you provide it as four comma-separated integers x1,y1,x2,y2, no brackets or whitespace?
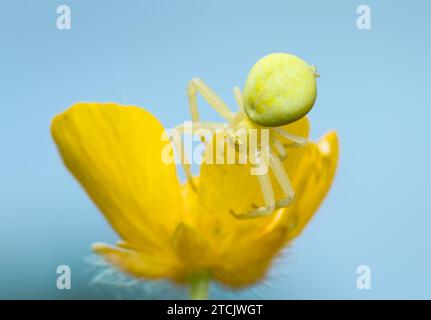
243,53,318,127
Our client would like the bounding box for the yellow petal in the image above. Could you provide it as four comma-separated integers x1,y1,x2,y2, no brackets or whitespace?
51,102,183,251
92,243,180,280
211,225,286,287
216,131,338,288
178,179,283,287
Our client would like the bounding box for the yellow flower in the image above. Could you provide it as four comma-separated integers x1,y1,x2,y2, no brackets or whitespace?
51,102,339,299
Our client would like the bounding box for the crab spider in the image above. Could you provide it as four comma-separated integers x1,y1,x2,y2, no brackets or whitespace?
172,53,319,219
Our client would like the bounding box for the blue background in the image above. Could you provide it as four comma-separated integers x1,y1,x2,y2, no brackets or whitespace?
1,0,430,299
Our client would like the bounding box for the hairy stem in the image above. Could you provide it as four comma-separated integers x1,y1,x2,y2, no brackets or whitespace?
189,272,210,300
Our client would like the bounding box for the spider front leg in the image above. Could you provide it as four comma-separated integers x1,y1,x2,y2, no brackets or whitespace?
172,78,233,189
187,78,233,122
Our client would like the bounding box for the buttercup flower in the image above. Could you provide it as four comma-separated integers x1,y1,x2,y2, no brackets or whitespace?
51,102,338,299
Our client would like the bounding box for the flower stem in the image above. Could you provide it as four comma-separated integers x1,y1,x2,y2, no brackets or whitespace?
189,272,210,300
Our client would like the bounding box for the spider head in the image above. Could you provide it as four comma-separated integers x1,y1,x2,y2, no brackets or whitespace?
243,53,318,127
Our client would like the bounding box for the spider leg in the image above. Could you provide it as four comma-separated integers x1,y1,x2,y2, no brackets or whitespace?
169,127,196,190
231,146,277,219
231,162,276,219
273,127,308,146
271,135,287,161
187,78,233,122
231,141,295,219
311,65,320,78
233,86,244,112
171,121,228,181
269,151,295,208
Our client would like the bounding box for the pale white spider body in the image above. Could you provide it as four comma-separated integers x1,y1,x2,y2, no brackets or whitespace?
173,53,319,219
